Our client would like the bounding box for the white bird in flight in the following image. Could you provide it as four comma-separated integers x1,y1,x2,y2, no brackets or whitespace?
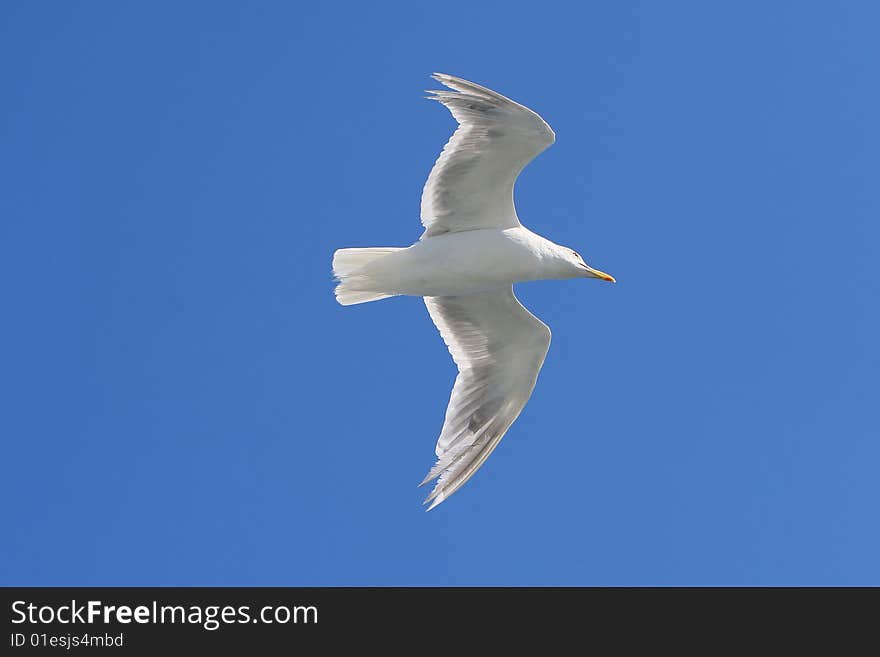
332,73,616,509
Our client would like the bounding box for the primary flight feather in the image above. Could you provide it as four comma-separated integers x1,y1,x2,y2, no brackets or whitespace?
332,73,616,509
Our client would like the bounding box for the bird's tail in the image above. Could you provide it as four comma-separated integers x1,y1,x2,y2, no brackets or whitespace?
332,247,402,306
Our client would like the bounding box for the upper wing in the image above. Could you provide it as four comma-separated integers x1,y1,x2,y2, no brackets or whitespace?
420,73,556,238
422,286,552,509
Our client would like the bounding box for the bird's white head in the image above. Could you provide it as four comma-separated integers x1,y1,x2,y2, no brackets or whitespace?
552,245,616,282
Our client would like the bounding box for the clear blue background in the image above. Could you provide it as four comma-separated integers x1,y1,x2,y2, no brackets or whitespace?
2,1,878,585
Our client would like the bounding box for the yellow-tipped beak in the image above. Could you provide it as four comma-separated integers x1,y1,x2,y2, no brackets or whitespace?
586,266,616,283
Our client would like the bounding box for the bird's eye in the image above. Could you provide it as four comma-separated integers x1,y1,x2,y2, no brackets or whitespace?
572,250,581,259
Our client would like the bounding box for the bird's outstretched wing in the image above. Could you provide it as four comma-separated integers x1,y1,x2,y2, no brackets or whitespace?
420,73,556,238
421,287,551,509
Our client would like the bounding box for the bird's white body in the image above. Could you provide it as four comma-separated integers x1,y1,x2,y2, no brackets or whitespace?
332,74,615,509
344,227,577,299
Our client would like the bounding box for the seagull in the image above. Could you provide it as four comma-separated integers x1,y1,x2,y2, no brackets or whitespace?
332,73,616,509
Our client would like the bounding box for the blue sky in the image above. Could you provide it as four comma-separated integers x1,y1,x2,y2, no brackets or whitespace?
2,2,878,585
